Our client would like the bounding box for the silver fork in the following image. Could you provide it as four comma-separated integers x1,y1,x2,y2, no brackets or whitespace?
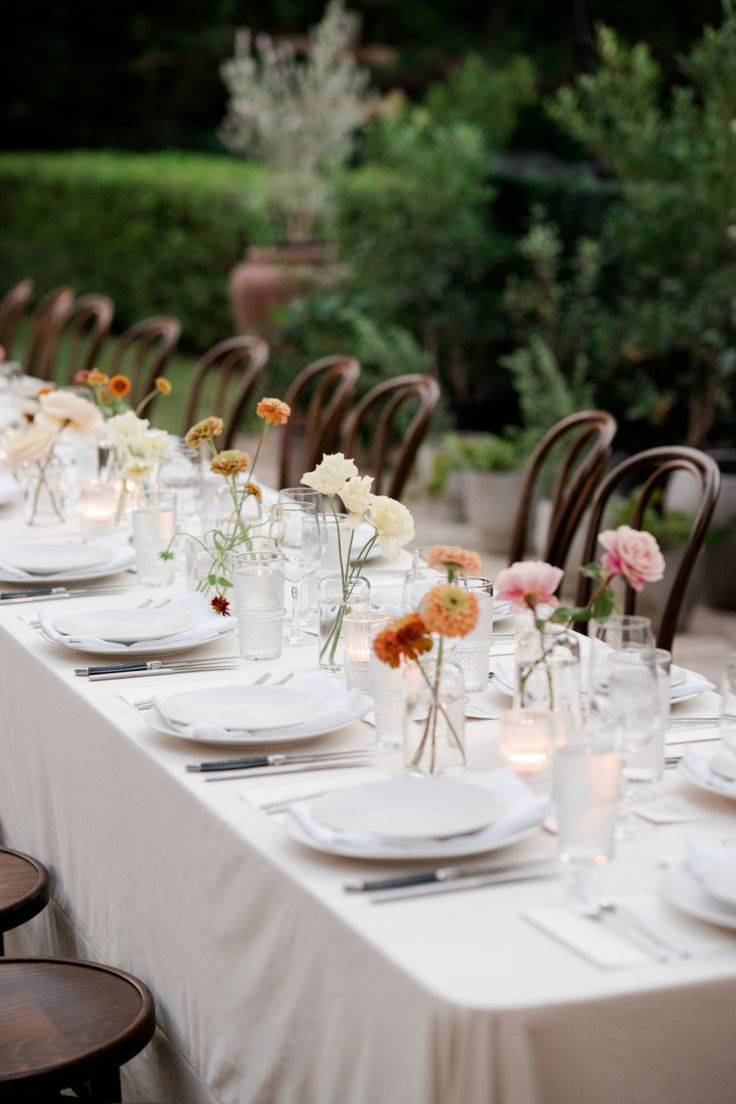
132,669,293,711
572,871,691,961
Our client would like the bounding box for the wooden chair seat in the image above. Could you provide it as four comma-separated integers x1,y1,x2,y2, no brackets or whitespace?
0,957,155,1102
0,848,49,955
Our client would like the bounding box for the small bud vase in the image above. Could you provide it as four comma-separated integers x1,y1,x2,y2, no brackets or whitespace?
404,658,466,776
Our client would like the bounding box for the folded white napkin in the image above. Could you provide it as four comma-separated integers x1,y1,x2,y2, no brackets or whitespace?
154,671,371,742
682,745,736,795
40,592,235,653
0,534,135,581
684,838,736,882
288,767,549,855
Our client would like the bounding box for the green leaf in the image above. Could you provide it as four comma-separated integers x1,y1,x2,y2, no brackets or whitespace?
579,562,604,579
216,577,233,588
591,588,614,621
207,574,218,586
159,550,174,561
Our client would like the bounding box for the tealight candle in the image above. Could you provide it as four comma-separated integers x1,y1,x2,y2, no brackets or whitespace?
343,611,391,691
78,482,117,536
499,708,555,775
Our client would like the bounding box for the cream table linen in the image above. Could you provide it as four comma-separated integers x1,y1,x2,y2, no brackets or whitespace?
1,510,736,1103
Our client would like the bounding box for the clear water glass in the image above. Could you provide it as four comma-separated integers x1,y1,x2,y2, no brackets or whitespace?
369,620,405,748
587,614,655,715
553,733,621,866
720,653,736,754
626,646,670,787
158,438,202,526
446,577,494,692
607,648,660,840
132,491,176,586
278,487,328,627
401,545,445,612
270,501,322,646
404,659,466,776
232,550,285,661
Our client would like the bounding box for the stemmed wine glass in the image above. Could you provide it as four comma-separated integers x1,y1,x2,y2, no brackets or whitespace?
606,648,661,840
278,487,328,628
270,501,322,646
401,545,444,611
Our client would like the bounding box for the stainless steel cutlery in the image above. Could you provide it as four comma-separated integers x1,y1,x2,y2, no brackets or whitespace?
2,584,134,605
188,747,379,773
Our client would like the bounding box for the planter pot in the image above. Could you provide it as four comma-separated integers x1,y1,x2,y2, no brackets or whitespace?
460,469,524,554
229,243,347,336
666,466,736,609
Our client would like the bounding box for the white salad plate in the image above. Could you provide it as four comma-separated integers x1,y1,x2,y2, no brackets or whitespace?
309,777,506,841
701,858,736,911
145,702,361,746
663,865,736,931
678,758,736,801
158,685,326,732
53,608,198,645
2,542,113,574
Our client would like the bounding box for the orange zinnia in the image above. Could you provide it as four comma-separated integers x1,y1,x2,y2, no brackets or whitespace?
36,385,55,398
242,481,261,498
256,397,291,426
421,584,479,638
88,369,109,385
109,374,132,397
425,545,481,579
155,377,172,395
373,613,433,669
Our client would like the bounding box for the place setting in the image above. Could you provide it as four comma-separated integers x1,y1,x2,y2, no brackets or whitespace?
0,535,135,588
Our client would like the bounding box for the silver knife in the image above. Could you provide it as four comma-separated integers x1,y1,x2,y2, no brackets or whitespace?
89,663,240,681
369,864,559,903
204,759,376,781
2,585,133,605
345,855,555,893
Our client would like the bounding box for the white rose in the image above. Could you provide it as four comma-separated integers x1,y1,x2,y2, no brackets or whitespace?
301,452,358,496
36,390,102,438
121,458,154,482
139,429,168,460
5,425,58,465
367,495,414,561
105,410,150,450
340,475,373,528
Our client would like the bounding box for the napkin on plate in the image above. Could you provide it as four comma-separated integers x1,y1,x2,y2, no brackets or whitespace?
288,767,549,855
39,592,235,653
682,745,736,795
0,533,135,581
154,671,372,742
684,838,736,882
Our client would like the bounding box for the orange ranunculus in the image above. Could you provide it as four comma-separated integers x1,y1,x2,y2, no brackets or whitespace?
421,584,479,638
373,612,433,669
109,374,132,397
155,377,172,395
256,397,291,426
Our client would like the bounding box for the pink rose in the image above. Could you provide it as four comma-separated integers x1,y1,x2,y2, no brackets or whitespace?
598,525,665,592
495,561,564,613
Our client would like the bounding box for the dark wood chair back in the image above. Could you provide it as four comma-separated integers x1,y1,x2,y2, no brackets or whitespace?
23,286,74,379
574,446,721,650
279,355,360,489
51,293,114,383
341,374,441,499
108,315,181,409
0,277,34,358
509,410,617,570
182,335,269,447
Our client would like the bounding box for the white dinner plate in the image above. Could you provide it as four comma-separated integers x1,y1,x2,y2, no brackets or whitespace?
663,865,736,931
54,607,198,644
2,541,113,574
309,777,506,840
286,813,542,862
40,621,235,657
701,858,736,911
159,685,326,732
144,702,360,746
678,758,736,801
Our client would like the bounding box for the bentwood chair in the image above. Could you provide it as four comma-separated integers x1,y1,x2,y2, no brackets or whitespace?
108,316,181,410
39,293,114,383
508,410,617,571
574,446,721,651
341,374,441,499
278,355,360,489
0,847,49,956
182,335,269,447
22,287,75,379
0,277,34,358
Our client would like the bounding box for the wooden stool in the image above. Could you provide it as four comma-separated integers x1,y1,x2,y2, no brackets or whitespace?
0,957,156,1102
0,848,49,955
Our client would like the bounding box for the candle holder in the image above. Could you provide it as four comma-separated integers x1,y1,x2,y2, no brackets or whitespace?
232,550,285,660
499,708,556,776
78,482,117,537
343,611,389,691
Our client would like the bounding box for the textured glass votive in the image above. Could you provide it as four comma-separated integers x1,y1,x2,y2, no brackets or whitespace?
233,550,285,660
343,611,390,691
499,708,555,775
78,482,117,537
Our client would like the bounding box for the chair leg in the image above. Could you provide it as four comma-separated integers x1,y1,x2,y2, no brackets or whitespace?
89,1067,121,1103
0,930,4,956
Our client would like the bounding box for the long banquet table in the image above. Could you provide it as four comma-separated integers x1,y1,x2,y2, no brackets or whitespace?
1,507,736,1104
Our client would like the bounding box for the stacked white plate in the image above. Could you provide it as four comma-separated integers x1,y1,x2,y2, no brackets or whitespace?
0,538,135,584
287,772,548,860
664,856,736,931
147,676,372,746
678,745,736,800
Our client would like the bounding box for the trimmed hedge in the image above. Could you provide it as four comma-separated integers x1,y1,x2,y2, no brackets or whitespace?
0,151,272,349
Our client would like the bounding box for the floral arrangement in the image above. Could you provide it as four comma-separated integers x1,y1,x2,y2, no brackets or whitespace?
372,544,481,773
162,397,291,614
74,368,173,419
300,452,415,664
5,390,102,523
104,409,169,520
495,525,665,704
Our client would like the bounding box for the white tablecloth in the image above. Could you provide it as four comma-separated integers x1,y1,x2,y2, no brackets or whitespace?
1,509,736,1104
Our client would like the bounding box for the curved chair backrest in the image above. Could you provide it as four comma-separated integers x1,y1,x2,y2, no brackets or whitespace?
509,410,618,571
55,294,115,383
341,374,441,499
0,277,34,359
108,316,181,410
24,287,74,379
574,446,721,651
181,336,270,447
279,355,360,489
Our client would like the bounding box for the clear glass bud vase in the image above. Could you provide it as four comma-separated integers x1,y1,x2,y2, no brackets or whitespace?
21,457,66,526
404,659,466,776
515,625,581,727
317,574,371,672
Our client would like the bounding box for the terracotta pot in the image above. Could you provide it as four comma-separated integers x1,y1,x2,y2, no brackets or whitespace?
228,242,346,336
460,469,524,554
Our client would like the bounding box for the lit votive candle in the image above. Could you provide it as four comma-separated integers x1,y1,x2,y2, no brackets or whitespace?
78,482,117,536
499,708,555,775
343,611,390,691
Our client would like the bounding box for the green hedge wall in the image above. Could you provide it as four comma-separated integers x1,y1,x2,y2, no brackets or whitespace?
0,151,272,349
